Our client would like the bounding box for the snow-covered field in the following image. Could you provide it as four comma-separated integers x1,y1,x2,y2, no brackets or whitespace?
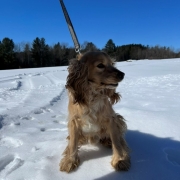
0,59,180,180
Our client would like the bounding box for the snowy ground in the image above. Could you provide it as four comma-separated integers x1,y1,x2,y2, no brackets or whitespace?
0,59,180,180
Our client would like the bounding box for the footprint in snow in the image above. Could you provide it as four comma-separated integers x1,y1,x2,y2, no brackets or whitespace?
40,127,46,132
0,114,8,129
45,108,52,112
10,81,22,91
34,109,44,114
53,120,59,123
20,116,34,120
0,154,15,172
14,122,20,126
51,115,67,124
40,127,67,132
52,119,67,125
51,115,61,118
164,148,180,166
34,108,52,114
31,146,40,152
0,154,24,178
9,122,20,126
0,137,23,148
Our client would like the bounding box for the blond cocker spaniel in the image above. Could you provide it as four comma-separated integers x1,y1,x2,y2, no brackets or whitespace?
60,51,130,172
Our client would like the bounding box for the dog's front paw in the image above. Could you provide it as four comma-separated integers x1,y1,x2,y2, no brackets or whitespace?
111,158,131,171
59,156,80,173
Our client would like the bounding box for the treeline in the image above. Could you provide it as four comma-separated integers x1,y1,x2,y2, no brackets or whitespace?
0,37,180,70
104,39,180,61
0,37,77,70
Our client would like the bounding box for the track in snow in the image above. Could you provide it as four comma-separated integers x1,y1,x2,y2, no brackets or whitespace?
0,67,69,179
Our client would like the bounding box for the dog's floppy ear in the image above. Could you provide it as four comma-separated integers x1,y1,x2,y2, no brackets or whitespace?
104,89,121,104
66,57,89,106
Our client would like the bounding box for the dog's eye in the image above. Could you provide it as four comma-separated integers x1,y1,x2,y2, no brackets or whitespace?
97,63,105,69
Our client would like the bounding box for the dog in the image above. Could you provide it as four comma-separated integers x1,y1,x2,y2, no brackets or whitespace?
59,51,130,173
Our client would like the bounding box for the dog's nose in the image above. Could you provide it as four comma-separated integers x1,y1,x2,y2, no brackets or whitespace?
117,71,125,79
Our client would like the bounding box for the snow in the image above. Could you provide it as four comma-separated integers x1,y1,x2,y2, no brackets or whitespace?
0,59,180,180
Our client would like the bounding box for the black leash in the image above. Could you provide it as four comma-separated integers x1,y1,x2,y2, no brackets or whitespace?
59,0,81,54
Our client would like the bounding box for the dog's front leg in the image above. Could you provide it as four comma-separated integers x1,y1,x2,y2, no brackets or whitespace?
59,119,80,173
109,115,131,171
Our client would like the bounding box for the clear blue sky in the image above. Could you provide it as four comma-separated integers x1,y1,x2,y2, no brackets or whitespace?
1,0,180,50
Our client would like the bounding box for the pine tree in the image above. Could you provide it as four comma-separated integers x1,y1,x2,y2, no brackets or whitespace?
24,43,31,67
0,37,16,69
104,39,116,56
31,37,50,67
83,42,98,52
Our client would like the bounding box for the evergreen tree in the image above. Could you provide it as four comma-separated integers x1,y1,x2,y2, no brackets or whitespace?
104,39,116,56
52,42,70,66
52,42,62,66
0,41,2,68
82,41,98,52
0,37,16,69
31,37,50,67
24,43,32,67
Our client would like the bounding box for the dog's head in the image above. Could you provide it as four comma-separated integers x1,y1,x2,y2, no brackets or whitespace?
66,51,125,105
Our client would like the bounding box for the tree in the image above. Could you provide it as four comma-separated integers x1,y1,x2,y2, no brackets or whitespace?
31,37,50,67
104,39,116,57
0,37,16,69
52,42,62,66
51,42,72,66
23,43,32,67
81,41,98,52
0,41,2,68
14,42,25,68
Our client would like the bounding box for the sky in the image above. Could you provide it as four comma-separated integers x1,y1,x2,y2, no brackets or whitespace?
0,0,180,50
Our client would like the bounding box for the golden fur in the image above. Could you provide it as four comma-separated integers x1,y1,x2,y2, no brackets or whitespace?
59,51,130,173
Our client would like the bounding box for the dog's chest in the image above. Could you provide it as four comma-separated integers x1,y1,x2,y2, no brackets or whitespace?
81,101,104,134
82,116,100,134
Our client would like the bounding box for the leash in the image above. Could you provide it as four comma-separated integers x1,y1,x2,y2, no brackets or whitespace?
59,0,81,54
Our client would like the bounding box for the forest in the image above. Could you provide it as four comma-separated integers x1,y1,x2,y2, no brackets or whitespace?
0,37,180,70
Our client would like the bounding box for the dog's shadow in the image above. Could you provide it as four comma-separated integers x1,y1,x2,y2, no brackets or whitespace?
78,130,180,180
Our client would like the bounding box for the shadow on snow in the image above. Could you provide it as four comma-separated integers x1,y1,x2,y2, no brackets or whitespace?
78,130,180,180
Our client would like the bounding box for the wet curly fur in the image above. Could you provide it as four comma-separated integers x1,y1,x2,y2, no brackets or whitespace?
59,51,130,173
